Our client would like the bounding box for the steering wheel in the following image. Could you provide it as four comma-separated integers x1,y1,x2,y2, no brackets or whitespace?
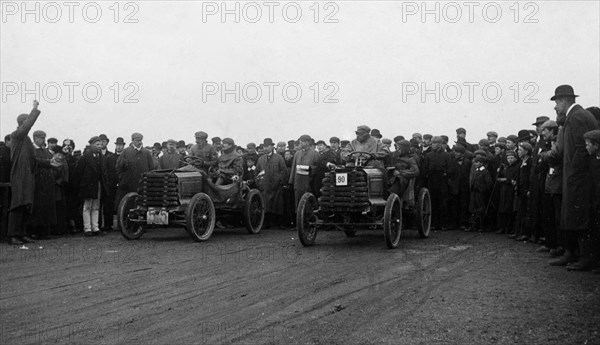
347,151,378,167
181,155,204,166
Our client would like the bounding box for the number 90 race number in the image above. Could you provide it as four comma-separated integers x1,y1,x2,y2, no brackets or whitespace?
335,173,347,186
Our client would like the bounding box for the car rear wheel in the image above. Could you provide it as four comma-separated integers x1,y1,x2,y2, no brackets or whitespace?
244,189,265,234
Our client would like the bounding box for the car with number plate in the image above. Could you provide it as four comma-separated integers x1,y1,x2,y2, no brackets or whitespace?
296,151,431,249
117,157,265,242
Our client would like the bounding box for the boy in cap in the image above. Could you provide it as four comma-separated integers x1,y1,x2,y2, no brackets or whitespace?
511,142,532,240
495,150,519,234
466,156,492,232
449,145,471,230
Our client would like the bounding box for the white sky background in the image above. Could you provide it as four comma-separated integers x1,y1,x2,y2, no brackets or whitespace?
1,0,599,148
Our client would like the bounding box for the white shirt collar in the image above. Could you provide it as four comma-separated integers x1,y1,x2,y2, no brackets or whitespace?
566,103,578,117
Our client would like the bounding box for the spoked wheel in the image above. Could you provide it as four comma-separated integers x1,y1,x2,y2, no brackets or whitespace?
186,193,216,242
118,192,145,240
383,193,402,249
244,189,265,234
297,193,318,246
417,188,432,238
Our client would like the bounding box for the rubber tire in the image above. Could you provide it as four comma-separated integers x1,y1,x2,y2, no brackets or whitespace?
417,188,432,238
383,193,402,249
118,192,145,240
244,189,265,234
186,193,216,242
297,193,318,246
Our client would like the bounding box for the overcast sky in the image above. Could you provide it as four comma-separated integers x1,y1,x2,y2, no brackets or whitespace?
1,0,599,149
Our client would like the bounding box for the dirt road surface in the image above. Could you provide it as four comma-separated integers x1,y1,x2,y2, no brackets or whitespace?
1,227,599,345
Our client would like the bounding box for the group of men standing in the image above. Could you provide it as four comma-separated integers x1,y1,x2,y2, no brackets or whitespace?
1,84,599,273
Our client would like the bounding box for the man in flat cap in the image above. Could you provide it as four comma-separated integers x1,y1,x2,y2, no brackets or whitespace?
486,131,498,145
212,137,223,157
449,144,472,230
276,141,287,156
423,136,455,230
341,125,386,167
176,140,187,156
115,133,154,211
74,136,104,236
47,137,58,154
289,134,321,207
548,85,599,270
98,134,117,231
30,129,58,239
190,131,218,173
256,138,287,227
313,137,343,199
7,101,45,244
159,139,183,170
421,134,433,155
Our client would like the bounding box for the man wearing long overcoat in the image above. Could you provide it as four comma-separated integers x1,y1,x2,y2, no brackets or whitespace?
7,101,42,245
99,134,117,231
548,85,599,270
256,138,286,227
289,135,320,208
115,133,154,209
30,131,57,238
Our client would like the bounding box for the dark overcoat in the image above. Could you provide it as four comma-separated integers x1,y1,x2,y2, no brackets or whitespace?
101,150,118,197
497,162,519,213
560,105,598,231
9,109,40,211
256,153,286,215
32,147,56,226
75,151,102,199
115,147,154,193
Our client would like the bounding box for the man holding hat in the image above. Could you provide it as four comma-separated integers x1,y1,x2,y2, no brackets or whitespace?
289,134,320,207
548,85,599,270
159,139,183,170
7,101,45,245
190,131,218,173
115,133,154,210
256,138,286,227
